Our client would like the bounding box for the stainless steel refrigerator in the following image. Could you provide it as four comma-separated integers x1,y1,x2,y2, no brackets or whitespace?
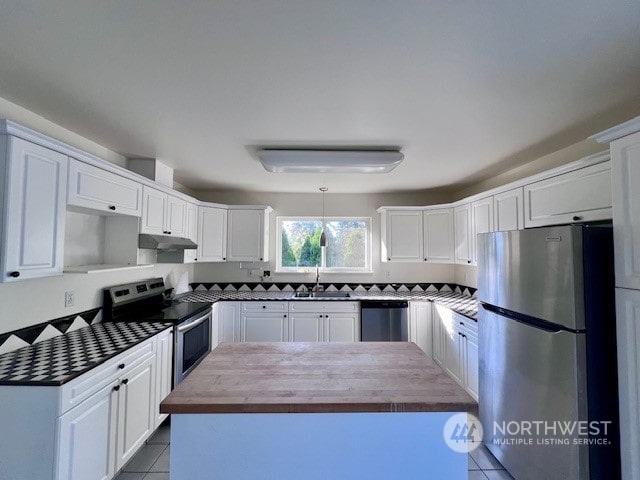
477,225,619,480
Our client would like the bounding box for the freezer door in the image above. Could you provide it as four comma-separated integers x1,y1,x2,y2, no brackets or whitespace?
479,307,589,480
477,226,585,330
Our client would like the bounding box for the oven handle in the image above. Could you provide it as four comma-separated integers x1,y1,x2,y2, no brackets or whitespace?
177,311,211,333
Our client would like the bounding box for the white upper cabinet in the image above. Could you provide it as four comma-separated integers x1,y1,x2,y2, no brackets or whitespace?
493,187,524,231
422,208,454,263
140,186,187,237
611,130,640,290
198,206,228,262
524,161,612,228
380,209,423,262
454,204,472,265
226,207,271,262
0,136,67,282
183,202,199,263
67,159,142,217
471,197,494,265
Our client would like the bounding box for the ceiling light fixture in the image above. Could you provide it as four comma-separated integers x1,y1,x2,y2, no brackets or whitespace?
257,149,404,173
319,187,328,247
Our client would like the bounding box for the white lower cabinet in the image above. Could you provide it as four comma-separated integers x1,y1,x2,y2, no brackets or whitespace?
57,381,118,480
241,313,289,342
324,313,360,342
409,301,432,357
289,314,323,342
116,355,156,469
214,301,241,346
0,330,172,480
432,303,478,400
154,329,173,427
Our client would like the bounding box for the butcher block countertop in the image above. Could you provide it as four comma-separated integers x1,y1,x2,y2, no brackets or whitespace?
160,342,477,414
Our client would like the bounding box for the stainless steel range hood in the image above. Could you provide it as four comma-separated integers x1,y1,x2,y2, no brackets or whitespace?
139,234,197,250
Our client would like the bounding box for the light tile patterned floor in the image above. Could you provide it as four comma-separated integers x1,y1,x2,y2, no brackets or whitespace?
116,419,513,480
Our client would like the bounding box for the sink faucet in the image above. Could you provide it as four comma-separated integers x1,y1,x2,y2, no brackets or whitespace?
314,265,324,292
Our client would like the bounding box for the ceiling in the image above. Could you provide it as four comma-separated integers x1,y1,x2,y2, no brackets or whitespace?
0,1,639,194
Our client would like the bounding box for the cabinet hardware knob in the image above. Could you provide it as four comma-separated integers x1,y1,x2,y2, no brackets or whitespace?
459,322,464,325
168,231,172,235
122,379,129,385
467,260,471,264
262,305,266,309
388,258,391,261
194,258,198,261
223,257,226,260
113,385,120,392
8,271,20,278
572,215,582,221
260,258,263,261
283,314,287,318
424,258,427,261
108,205,116,211
118,363,125,369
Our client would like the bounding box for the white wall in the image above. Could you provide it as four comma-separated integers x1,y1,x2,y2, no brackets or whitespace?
0,97,193,334
193,191,455,285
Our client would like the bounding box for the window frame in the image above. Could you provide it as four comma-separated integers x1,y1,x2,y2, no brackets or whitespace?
276,216,372,274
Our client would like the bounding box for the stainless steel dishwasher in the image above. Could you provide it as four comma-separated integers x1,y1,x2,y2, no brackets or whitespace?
360,300,409,341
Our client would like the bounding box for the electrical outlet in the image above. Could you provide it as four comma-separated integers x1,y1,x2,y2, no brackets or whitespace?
386,270,391,278
263,270,271,278
65,291,74,308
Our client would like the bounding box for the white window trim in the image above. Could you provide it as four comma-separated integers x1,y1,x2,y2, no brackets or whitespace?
276,216,372,274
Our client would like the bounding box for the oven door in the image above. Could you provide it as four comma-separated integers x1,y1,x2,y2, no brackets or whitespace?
174,309,212,387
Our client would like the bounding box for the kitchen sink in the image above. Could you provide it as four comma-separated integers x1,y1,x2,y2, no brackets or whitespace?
293,291,351,298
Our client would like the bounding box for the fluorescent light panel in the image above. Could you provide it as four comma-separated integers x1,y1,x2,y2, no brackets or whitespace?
257,149,404,173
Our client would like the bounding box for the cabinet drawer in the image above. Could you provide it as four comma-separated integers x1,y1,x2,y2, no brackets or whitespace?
456,317,478,339
67,159,142,217
59,337,155,415
289,301,360,313
242,301,288,313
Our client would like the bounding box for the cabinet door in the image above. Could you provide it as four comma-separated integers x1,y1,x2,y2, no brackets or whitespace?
227,209,266,261
524,161,612,228
409,302,432,357
464,333,479,401
241,313,288,342
56,381,118,480
155,330,173,428
289,314,323,342
383,210,423,262
494,187,524,231
67,159,142,217
432,305,445,367
423,209,453,263
216,301,241,344
165,195,187,237
615,287,640,479
183,202,199,263
471,197,494,265
444,327,464,387
454,204,472,265
116,355,156,470
611,132,640,290
198,206,227,262
140,186,167,235
1,136,67,281
324,313,359,342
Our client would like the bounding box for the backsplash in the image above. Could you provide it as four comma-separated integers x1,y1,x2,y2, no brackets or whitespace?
0,308,101,355
190,282,477,297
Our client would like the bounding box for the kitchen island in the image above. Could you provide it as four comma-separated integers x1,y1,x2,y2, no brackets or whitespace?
161,342,477,479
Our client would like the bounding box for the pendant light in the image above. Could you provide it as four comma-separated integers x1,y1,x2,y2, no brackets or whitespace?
319,187,328,247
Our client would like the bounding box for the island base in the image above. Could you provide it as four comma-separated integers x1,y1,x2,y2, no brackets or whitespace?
170,412,468,480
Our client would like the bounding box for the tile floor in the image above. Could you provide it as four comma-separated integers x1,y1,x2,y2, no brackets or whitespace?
116,419,514,480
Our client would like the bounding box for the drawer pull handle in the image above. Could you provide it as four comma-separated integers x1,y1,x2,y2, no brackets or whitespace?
118,363,125,369
113,385,120,392
108,205,116,211
8,271,20,278
572,215,582,221
122,379,129,385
